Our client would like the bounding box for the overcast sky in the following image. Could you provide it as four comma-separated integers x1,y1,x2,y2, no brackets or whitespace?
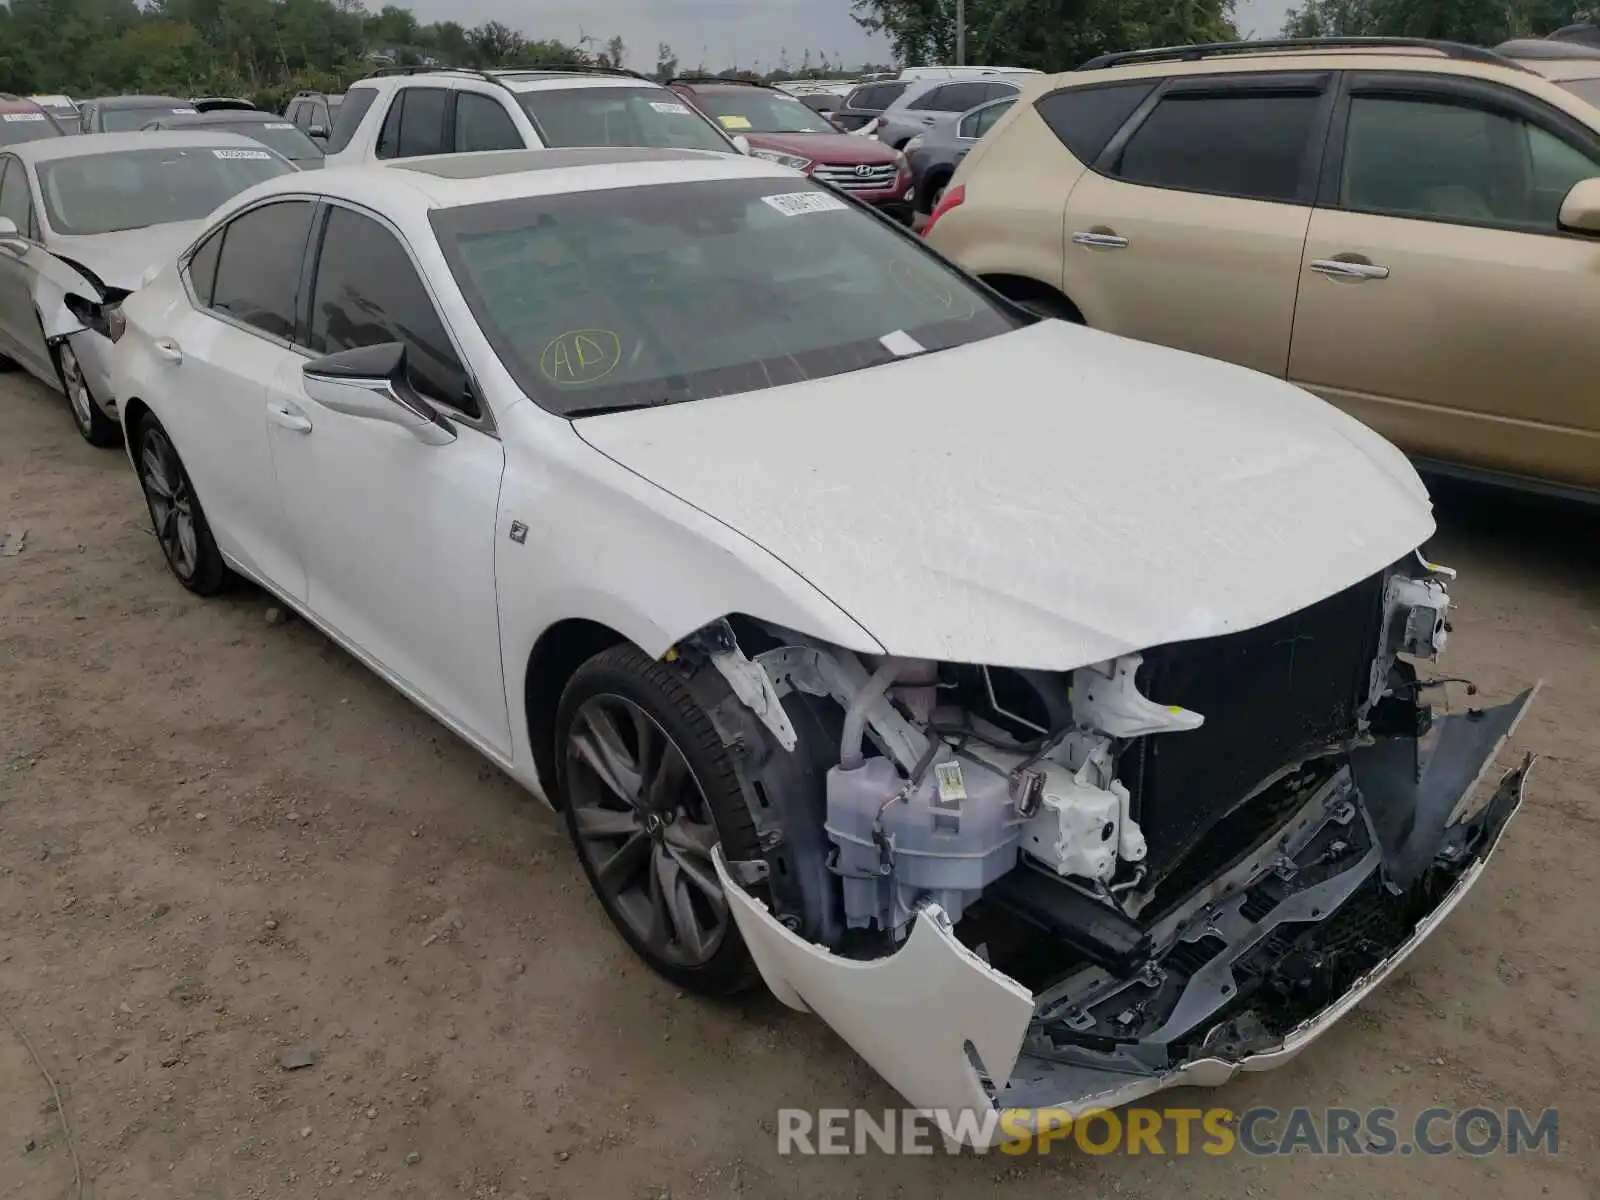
402,0,1296,70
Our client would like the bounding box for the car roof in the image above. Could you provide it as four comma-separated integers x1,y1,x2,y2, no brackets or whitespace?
230,146,790,217
83,95,191,107
11,129,274,163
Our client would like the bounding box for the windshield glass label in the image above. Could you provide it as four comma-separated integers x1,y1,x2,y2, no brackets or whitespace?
649,101,690,115
212,148,272,159
2,113,46,122
761,191,848,217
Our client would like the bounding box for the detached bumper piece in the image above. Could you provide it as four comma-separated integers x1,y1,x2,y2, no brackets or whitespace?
716,688,1536,1146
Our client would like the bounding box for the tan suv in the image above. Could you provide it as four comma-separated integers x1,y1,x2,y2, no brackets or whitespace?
925,38,1600,500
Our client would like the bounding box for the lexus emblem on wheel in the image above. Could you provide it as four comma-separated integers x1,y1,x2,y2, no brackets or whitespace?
855,164,873,177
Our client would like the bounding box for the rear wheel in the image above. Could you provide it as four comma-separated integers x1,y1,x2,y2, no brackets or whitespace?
57,341,121,447
556,644,762,995
133,413,229,595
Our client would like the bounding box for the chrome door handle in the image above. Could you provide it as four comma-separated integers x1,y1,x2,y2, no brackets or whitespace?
1072,231,1129,249
152,337,184,364
1310,259,1389,281
267,401,312,434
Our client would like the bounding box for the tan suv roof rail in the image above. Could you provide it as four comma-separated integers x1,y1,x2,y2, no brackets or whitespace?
1078,37,1531,72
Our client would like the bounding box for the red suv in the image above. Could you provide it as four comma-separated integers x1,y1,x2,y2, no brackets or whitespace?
670,78,912,223
0,94,67,146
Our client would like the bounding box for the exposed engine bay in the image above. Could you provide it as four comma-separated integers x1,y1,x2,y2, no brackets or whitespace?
670,551,1534,1126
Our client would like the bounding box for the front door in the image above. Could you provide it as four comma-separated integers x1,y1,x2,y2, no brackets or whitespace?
1061,72,1333,378
1289,75,1600,491
0,156,52,377
265,202,512,757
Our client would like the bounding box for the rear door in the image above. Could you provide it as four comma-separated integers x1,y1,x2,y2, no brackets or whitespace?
1289,72,1600,491
1060,72,1333,377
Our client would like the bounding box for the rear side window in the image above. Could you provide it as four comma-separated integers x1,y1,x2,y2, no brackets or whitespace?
847,83,908,112
397,88,449,158
454,92,523,152
959,98,1015,139
912,82,992,112
1036,81,1156,164
211,201,317,339
326,87,376,153
1113,90,1322,203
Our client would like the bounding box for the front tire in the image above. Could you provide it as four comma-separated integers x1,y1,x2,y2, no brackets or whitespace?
555,644,762,995
132,413,229,595
57,341,121,447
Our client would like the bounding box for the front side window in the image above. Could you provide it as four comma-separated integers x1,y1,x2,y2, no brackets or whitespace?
454,92,523,152
309,206,474,415
211,200,317,339
37,146,293,236
1114,90,1321,203
186,227,223,305
689,90,835,135
1340,94,1600,231
396,88,449,158
0,159,35,237
516,87,733,153
430,178,1023,416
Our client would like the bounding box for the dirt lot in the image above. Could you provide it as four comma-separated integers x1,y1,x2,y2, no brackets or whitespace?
1,368,1597,1200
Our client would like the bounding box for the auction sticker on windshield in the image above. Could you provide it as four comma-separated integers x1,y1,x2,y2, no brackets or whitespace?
212,148,272,159
2,113,46,122
718,115,753,130
650,102,690,115
762,192,848,217
264,122,294,129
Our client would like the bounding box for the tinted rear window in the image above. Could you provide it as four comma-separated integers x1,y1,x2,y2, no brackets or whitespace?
430,178,1021,416
102,104,196,132
1113,91,1321,203
1036,81,1156,164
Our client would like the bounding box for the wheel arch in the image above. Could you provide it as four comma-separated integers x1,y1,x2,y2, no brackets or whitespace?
979,273,1086,324
523,617,629,807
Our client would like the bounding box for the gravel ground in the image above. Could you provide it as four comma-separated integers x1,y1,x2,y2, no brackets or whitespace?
1,368,1597,1199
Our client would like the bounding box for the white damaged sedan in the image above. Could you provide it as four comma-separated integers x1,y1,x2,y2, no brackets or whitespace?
110,147,1536,1140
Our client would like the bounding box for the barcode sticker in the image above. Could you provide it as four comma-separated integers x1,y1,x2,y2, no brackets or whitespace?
649,101,689,115
171,107,199,114
760,191,848,217
212,148,272,160
1,113,46,122
264,122,293,129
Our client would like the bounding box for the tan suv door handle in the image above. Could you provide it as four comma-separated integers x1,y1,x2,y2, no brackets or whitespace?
1310,258,1390,281
1072,231,1129,249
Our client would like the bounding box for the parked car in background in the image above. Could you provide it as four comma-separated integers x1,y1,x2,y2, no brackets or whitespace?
1494,38,1600,107
141,110,326,168
829,79,913,132
670,77,912,221
109,143,1533,1144
904,93,1016,215
872,75,1025,149
26,95,81,134
78,96,199,133
321,67,737,168
897,65,1043,81
925,37,1600,500
0,131,295,445
1,95,67,145
285,90,345,139
1548,18,1600,47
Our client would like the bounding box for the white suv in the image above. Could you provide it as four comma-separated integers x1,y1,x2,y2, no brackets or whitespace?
321,67,741,167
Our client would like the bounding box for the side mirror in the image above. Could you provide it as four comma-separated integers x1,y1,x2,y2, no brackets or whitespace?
1558,176,1600,235
301,342,456,446
307,123,328,140
0,216,23,253
732,134,752,155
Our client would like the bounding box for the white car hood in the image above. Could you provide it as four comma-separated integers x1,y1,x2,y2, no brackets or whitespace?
50,221,204,292
577,321,1435,670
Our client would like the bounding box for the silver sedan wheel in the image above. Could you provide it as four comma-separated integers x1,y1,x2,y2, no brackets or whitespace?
565,694,728,966
60,343,95,434
137,425,198,580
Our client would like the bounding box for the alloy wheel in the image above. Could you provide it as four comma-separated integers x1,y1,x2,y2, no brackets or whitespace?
138,425,198,581
565,694,728,966
60,344,94,434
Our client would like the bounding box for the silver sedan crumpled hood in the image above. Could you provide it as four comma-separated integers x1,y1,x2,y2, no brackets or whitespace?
51,221,205,293
576,320,1435,671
